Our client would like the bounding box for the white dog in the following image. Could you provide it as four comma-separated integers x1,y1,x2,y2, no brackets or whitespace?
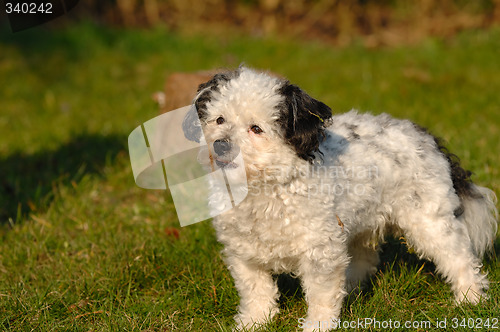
183,67,498,331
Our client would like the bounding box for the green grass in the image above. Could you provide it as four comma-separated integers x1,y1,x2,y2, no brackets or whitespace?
0,22,499,331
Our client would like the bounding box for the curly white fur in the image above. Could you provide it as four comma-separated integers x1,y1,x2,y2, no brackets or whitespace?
187,67,498,331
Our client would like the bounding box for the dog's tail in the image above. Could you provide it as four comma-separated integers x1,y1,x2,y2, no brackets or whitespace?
432,135,498,258
458,184,498,258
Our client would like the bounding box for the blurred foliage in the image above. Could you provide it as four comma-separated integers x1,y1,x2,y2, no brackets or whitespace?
68,0,500,46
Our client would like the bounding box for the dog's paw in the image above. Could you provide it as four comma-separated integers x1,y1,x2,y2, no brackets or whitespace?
232,317,260,331
455,288,488,305
232,308,279,331
454,275,489,305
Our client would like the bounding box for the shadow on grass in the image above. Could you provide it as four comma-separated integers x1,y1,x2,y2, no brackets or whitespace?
0,133,127,224
378,236,436,274
378,235,499,275
275,273,304,308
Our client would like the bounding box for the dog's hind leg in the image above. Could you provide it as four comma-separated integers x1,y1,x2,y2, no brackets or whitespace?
398,212,489,304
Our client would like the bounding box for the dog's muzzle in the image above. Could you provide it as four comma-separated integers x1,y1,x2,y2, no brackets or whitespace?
213,139,239,168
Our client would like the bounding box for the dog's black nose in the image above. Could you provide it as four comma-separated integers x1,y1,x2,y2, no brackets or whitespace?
213,139,232,155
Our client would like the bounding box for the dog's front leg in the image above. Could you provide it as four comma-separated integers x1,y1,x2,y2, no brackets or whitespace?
299,249,349,331
226,256,279,331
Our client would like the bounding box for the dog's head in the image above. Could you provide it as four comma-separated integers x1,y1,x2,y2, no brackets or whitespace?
184,67,332,180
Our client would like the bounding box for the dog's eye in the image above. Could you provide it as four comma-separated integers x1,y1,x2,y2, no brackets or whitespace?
216,116,225,125
250,125,263,134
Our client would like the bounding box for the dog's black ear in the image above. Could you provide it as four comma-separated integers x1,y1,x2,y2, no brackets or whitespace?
194,72,237,122
185,72,235,142
277,83,332,162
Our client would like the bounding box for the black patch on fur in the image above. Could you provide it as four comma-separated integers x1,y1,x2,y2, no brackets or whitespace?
346,124,360,140
186,69,241,142
413,124,478,199
194,70,240,121
277,83,333,162
454,204,465,218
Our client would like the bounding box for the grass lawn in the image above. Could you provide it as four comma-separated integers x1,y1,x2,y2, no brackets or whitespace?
0,22,499,331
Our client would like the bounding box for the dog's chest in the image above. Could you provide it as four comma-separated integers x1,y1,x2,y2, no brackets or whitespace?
216,191,313,272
